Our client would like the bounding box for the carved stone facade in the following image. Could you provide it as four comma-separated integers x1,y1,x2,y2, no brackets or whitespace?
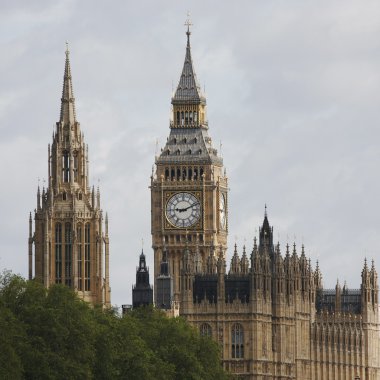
151,28,380,379
29,47,110,306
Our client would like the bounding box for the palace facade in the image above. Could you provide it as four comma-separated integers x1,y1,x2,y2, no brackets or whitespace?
150,26,380,379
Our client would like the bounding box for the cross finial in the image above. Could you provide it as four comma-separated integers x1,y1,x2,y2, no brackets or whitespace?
184,11,192,33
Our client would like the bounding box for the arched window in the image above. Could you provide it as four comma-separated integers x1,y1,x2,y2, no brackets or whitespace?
181,111,184,125
85,223,91,291
165,169,169,180
200,323,212,337
77,224,82,291
176,111,180,125
171,168,175,181
232,323,244,359
62,151,69,182
194,112,198,123
185,111,188,124
55,223,62,283
65,223,72,286
73,152,78,182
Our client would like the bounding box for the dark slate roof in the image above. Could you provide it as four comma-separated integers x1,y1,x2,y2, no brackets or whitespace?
172,31,205,105
316,288,361,314
157,127,223,165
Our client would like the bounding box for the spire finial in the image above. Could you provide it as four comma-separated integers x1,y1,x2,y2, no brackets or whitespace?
264,203,267,217
184,11,192,39
65,41,69,57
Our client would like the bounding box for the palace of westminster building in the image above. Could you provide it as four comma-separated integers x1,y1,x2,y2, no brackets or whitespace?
29,26,379,379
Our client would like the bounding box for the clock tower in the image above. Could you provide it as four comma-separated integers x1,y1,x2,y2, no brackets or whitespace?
151,25,228,305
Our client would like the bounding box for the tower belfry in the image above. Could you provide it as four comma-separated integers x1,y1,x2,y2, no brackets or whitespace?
29,46,110,306
151,24,228,307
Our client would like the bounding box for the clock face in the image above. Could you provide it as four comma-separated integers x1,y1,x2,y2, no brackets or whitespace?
219,193,226,229
166,192,201,228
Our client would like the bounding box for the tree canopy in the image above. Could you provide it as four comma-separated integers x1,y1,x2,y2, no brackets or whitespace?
0,271,230,380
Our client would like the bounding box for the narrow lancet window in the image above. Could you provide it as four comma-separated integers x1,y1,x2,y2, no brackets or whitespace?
55,223,62,283
77,224,82,291
85,223,91,291
200,323,212,337
73,153,78,182
232,324,244,359
65,223,72,286
62,151,70,182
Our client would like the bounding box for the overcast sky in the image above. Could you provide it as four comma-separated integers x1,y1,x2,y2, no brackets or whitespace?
1,1,380,307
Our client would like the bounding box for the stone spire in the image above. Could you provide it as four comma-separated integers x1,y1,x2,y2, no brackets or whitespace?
172,20,205,105
60,43,76,125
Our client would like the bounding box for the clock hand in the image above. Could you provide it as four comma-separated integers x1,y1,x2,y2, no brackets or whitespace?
175,202,200,213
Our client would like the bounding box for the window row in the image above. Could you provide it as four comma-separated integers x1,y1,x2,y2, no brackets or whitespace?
176,111,198,125
164,166,204,181
199,323,244,359
62,151,79,183
55,223,91,291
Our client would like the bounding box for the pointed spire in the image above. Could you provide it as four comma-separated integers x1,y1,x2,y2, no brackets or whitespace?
105,212,109,236
172,18,205,105
29,212,33,238
37,185,41,210
60,42,76,124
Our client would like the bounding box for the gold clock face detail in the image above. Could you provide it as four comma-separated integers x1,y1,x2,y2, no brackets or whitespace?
219,193,226,229
166,192,201,228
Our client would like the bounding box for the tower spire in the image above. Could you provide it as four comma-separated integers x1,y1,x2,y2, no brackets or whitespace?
172,17,204,105
60,42,76,124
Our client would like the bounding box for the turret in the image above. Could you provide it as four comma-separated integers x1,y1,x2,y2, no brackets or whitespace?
230,243,240,274
240,245,249,274
132,250,153,308
156,243,173,310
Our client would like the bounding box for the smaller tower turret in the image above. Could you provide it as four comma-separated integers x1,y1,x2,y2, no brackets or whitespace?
132,250,153,308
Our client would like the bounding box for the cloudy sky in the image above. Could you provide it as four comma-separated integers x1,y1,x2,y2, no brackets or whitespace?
1,1,380,307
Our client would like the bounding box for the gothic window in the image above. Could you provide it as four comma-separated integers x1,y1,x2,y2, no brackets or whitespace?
73,152,78,182
194,112,198,123
171,168,175,180
62,192,67,201
65,223,72,286
183,137,187,144
182,168,186,180
55,223,62,283
62,151,69,182
194,168,198,180
78,192,82,200
181,112,184,125
176,111,180,125
185,111,188,124
189,112,193,124
177,168,181,180
165,169,169,180
85,223,91,291
77,224,82,291
231,323,244,359
173,138,177,144
188,168,192,178
200,167,204,178
200,323,212,337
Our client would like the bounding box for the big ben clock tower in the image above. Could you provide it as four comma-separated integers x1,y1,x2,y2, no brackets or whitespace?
151,23,228,305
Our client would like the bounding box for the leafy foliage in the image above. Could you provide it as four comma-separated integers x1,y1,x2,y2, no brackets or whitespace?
0,271,230,379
